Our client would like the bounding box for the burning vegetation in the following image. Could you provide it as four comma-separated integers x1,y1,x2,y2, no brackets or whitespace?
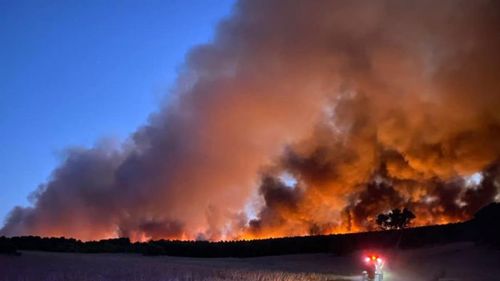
1,0,500,241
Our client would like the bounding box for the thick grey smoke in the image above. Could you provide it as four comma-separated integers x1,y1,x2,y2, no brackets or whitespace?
2,0,500,241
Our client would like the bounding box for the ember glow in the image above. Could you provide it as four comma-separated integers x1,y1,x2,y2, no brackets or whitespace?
1,0,499,241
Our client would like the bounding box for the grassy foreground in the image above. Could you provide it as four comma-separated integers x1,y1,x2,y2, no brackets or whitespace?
1,242,499,281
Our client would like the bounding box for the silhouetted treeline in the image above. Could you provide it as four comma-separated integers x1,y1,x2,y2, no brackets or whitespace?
1,203,499,257
0,237,18,255
3,237,134,254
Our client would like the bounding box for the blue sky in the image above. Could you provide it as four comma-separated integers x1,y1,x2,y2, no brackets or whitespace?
0,0,235,224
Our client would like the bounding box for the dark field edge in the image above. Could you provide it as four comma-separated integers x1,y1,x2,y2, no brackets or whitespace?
1,203,499,257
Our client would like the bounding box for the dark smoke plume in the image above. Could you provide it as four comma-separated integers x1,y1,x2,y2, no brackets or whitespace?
2,0,500,241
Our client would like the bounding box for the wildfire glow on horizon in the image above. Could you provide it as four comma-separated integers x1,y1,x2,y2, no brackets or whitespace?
1,0,500,242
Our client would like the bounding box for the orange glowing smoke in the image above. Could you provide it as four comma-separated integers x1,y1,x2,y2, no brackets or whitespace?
1,0,499,241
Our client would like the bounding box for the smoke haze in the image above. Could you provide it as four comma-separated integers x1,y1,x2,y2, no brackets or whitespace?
2,0,500,241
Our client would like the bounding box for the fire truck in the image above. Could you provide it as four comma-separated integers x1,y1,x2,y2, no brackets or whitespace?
362,255,384,281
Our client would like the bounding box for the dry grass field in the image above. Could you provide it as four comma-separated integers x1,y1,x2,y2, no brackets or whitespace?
0,243,498,281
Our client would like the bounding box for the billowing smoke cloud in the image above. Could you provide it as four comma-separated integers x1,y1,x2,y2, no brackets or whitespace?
2,0,500,241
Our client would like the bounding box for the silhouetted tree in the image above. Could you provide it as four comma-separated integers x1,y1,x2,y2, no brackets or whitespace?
376,208,416,230
0,236,19,255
